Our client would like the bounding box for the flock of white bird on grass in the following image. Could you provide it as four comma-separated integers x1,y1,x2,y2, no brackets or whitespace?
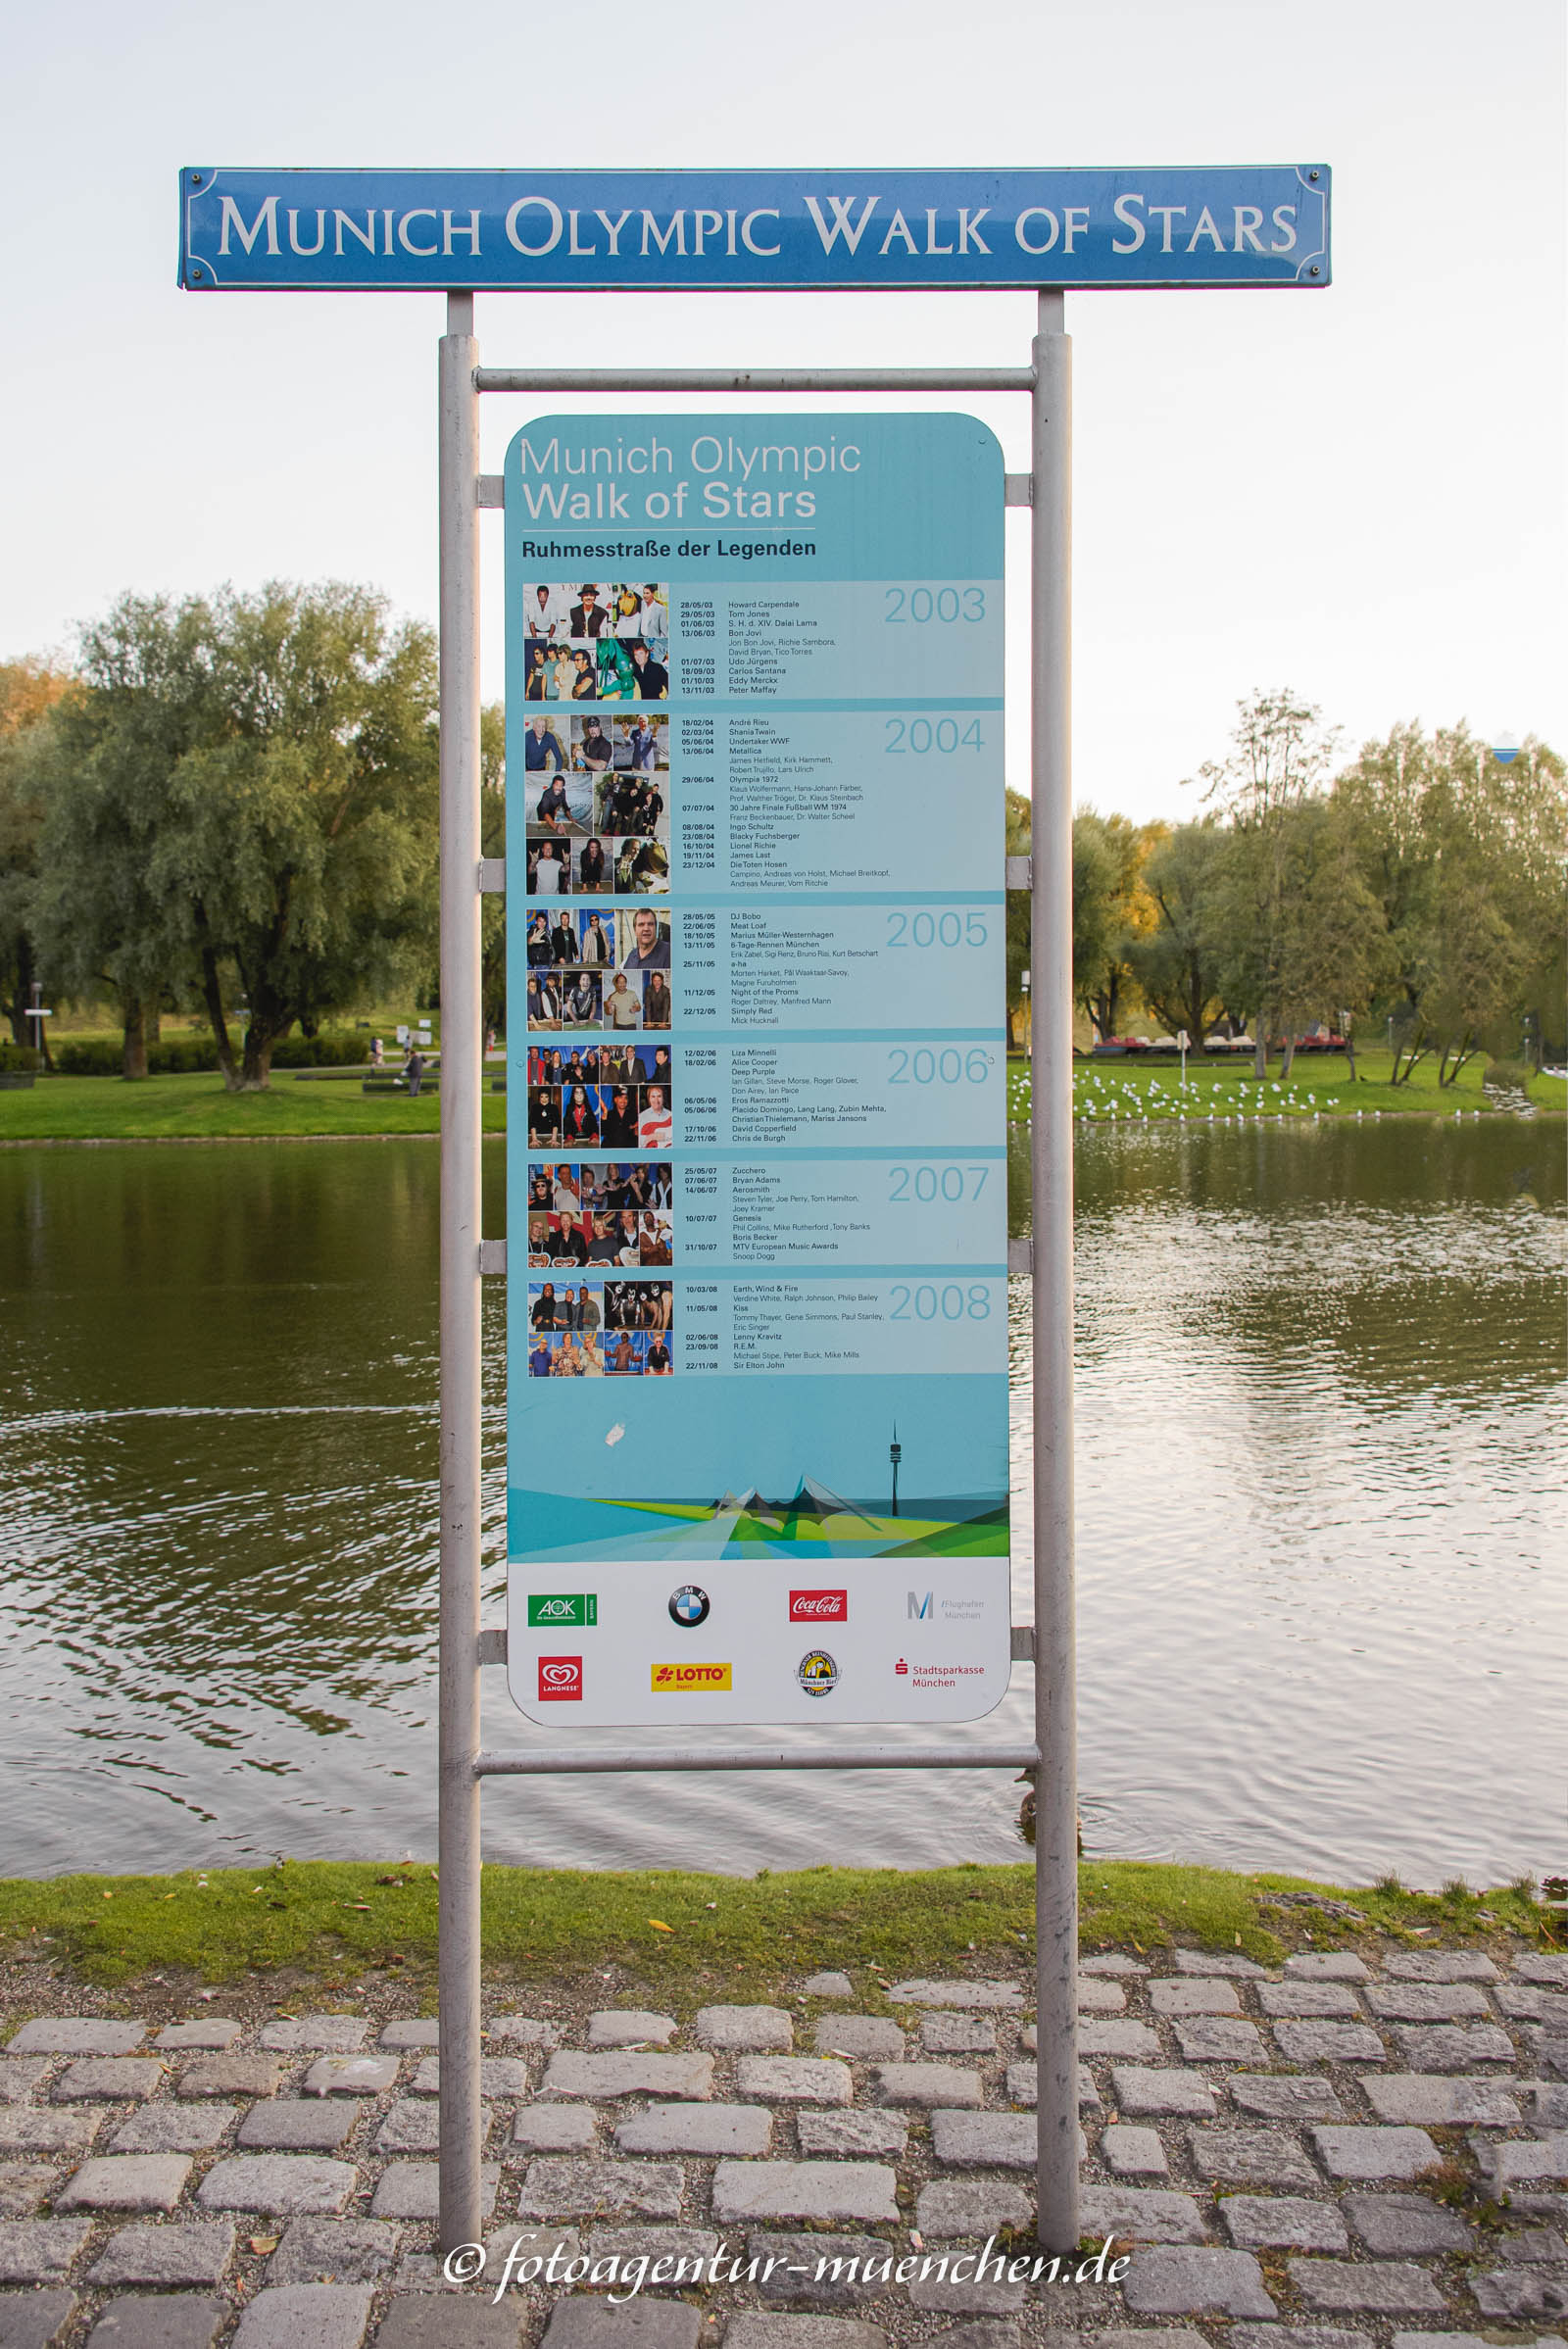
1003,1069,1485,1126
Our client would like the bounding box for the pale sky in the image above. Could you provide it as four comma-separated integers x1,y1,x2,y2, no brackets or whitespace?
1,0,1561,823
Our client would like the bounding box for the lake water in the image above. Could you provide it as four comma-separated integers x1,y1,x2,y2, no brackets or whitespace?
2,1120,1562,1887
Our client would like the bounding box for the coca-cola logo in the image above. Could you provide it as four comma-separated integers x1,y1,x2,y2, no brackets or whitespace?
789,1590,848,1621
537,1656,583,1700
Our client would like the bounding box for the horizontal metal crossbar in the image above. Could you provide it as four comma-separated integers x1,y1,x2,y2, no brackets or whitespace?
475,1743,1040,1777
474,367,1036,396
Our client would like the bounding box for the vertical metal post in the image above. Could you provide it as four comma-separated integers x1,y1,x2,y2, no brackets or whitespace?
437,288,484,2256
1031,289,1080,2253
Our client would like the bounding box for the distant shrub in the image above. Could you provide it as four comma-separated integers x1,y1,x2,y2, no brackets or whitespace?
149,1037,220,1073
270,1033,366,1067
54,1036,124,1075
1484,1058,1534,1091
0,1041,40,1073
52,1030,366,1075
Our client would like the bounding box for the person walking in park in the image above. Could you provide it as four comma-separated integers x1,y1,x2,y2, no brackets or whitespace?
404,1044,425,1099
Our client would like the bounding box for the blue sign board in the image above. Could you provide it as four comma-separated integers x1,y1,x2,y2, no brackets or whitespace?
180,168,1330,292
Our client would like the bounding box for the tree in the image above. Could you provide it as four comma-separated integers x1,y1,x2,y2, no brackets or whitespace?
1071,808,1160,1041
0,659,72,1055
1127,819,1229,1049
1196,689,1342,1076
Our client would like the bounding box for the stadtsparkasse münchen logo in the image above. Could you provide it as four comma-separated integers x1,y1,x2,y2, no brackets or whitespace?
789,1589,847,1622
668,1585,710,1628
650,1662,732,1691
797,1649,839,1698
537,1656,583,1701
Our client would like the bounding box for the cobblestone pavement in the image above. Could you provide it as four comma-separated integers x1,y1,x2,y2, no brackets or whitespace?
1,1945,1565,2349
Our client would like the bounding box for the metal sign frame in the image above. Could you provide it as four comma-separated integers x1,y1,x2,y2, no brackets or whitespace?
434,295,1079,2254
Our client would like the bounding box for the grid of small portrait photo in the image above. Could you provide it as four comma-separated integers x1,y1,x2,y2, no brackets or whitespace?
520,584,670,705
523,909,672,1035
527,1276,674,1376
524,1046,675,1154
525,1158,673,1272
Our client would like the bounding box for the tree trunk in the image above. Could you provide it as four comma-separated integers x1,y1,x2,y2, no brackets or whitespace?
1252,1024,1267,1081
146,1003,162,1045
198,936,240,1090
122,992,149,1081
1346,1036,1357,1080
238,1026,277,1089
1280,1035,1297,1080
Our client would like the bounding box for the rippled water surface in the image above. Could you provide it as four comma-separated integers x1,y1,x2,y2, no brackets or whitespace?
2,1121,1562,1884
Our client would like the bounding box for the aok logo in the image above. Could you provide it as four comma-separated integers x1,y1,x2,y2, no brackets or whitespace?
790,1590,848,1622
651,1662,733,1691
537,1656,583,1701
528,1593,598,1628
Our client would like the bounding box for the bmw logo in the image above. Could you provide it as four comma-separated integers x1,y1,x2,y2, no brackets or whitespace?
668,1585,710,1629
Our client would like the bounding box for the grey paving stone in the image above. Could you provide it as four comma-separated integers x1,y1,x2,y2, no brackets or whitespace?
1120,2247,1277,2318
54,2060,166,2102
0,2288,74,2349
1174,1950,1266,1978
1101,2125,1167,2177
1361,2074,1519,2126
301,2057,397,2098
906,2276,1024,2319
369,2164,499,2221
1396,2337,1559,2349
915,2326,1018,2349
0,2169,55,2218
1394,2024,1514,2071
1078,2021,1161,2059
197,2156,359,2214
724,2322,886,2349
1188,2127,1318,2188
1095,2333,1211,2349
913,2179,1033,2238
1273,2025,1388,2066
516,2160,682,2221
1490,2138,1568,2191
1080,2187,1205,2245
1079,1955,1148,1974
153,2023,243,2051
1518,1955,1568,1985
796,2113,906,2160
0,2065,50,2105
710,2163,898,2226
812,2020,904,2061
1309,2126,1441,2181
230,2284,373,2349
408,2058,528,2099
8,2023,143,2056
177,2058,287,2099
746,2233,892,2309
1229,2331,1372,2349
1284,1954,1370,1982
615,2106,771,2158
919,2016,995,2054
1343,2192,1472,2256
586,2013,678,2050
258,2021,368,2055
390,2227,580,2295
266,2220,400,2287
801,1975,853,1999
733,2060,849,2108
373,2303,523,2349
59,2156,191,2212
84,2294,224,2349
883,1981,1022,2010
1258,1985,1362,2020
111,2105,234,2155
0,2114,99,2155
1529,2086,1568,2129
1151,1979,1242,2017
696,2009,793,2054
240,2100,360,2151
929,2113,1036,2170
541,2302,701,2349
1532,2032,1568,2075
488,2017,564,2048
512,2107,597,2152
544,2054,714,2103
1504,1991,1568,2029
1468,2268,1568,2321
375,2022,439,2050
1289,2261,1445,2314
1228,2076,1344,2121
1003,2062,1099,2110
1387,1951,1498,1982
373,2101,447,2154
872,2064,980,2110
1110,2068,1215,2119
1174,2019,1266,2064
89,2223,236,2288
1365,1983,1492,2022
0,2222,91,2281
583,2226,718,2273
1075,1979,1127,2014
1220,2196,1348,2252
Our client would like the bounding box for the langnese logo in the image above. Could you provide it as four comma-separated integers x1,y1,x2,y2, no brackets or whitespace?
797,1649,839,1698
790,1590,848,1623
537,1656,583,1701
527,1593,598,1628
650,1662,732,1692
907,1590,933,1620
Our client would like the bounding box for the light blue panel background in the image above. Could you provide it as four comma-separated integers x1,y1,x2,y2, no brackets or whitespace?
671,1155,1004,1270
677,1037,1004,1151
667,902,1001,1031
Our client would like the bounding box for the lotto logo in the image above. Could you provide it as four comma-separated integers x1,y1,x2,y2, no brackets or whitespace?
650,1663,732,1691
537,1656,583,1701
789,1590,848,1622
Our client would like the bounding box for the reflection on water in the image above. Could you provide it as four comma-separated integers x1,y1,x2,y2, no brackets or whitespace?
1,1122,1563,1884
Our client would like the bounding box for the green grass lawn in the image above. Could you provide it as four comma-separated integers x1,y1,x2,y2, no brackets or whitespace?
0,1069,508,1141
0,1859,1550,1990
1009,1046,1566,1124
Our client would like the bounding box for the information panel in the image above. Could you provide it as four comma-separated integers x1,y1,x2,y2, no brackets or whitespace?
505,414,1008,1726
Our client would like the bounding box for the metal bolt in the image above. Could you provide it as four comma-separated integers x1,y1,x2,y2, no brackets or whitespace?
1310,266,1321,276
1308,170,1320,182
192,173,202,185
